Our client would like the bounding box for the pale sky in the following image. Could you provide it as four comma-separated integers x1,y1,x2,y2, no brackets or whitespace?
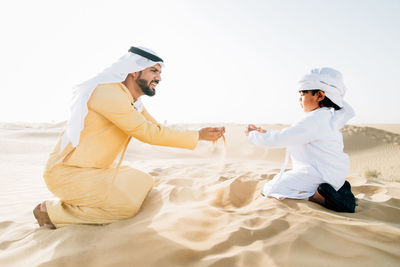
0,0,399,124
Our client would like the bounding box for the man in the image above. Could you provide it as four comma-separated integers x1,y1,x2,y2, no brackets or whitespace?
33,46,225,228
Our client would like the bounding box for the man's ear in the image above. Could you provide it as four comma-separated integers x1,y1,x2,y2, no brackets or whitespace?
318,91,325,101
130,72,138,80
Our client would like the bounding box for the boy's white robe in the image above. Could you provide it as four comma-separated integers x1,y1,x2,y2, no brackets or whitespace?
248,103,355,199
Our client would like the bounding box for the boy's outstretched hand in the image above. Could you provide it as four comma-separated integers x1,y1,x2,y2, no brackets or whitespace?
199,127,225,141
246,124,266,136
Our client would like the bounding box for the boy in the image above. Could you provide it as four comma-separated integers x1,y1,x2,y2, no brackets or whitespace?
247,68,356,212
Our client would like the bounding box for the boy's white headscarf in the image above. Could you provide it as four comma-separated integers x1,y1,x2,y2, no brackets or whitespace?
298,67,355,130
299,67,346,108
60,46,164,151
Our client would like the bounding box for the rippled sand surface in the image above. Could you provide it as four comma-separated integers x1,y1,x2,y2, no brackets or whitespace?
1,123,399,267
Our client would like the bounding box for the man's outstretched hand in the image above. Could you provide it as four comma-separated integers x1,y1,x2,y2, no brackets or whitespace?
199,127,225,141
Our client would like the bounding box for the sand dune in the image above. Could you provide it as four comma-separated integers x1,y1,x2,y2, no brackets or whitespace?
342,125,400,181
0,123,399,267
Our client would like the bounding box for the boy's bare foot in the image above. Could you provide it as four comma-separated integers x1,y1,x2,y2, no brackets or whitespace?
33,202,55,229
309,191,326,205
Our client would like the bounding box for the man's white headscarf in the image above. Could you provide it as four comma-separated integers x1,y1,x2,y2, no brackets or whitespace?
299,67,346,108
298,67,355,130
60,46,164,151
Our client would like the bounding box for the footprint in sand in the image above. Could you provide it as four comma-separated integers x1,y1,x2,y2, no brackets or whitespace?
260,173,276,180
353,184,391,202
148,168,164,176
212,177,258,208
169,186,198,203
166,178,195,187
353,185,387,195
218,176,230,182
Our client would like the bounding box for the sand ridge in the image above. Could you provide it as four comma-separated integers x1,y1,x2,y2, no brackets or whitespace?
0,123,399,267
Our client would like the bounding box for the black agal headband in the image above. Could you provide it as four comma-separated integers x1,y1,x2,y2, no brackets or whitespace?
128,46,163,63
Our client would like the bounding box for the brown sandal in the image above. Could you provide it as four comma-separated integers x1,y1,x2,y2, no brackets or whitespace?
33,202,55,229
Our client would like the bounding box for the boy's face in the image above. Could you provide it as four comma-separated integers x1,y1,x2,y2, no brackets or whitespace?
299,91,324,112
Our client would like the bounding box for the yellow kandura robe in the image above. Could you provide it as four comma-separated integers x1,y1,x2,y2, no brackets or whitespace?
43,83,198,228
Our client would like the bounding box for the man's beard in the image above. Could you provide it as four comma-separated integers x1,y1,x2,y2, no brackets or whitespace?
137,78,156,97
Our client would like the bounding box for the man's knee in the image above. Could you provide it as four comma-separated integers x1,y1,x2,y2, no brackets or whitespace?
117,173,153,217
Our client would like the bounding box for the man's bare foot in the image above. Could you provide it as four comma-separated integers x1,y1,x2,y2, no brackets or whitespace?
33,201,55,229
309,191,326,205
